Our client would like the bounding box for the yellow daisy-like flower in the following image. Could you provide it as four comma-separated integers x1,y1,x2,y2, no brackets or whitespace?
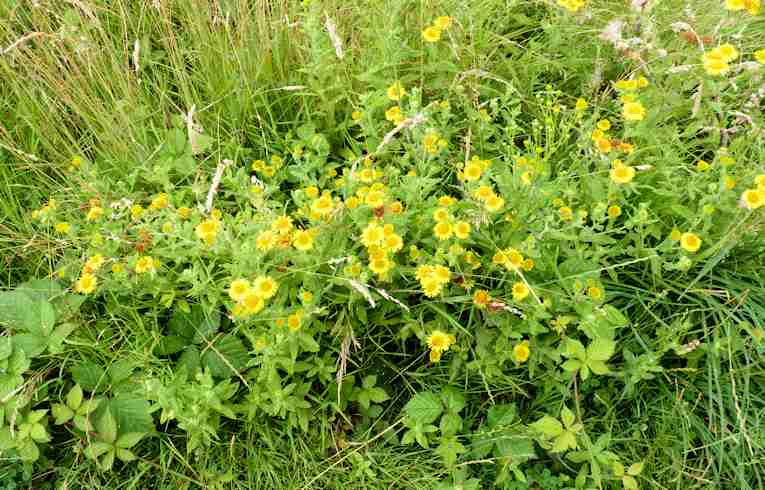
575,98,588,111
484,194,505,213
229,279,251,302
292,229,314,251
427,330,454,352
622,101,646,121
429,349,442,363
434,221,454,240
669,228,682,241
389,201,404,214
386,81,406,101
311,194,334,216
559,206,573,221
287,312,302,331
272,215,294,235
473,289,491,307
745,0,761,15
150,193,169,211
422,26,442,43
680,232,702,253
755,49,765,65
513,341,530,363
433,16,453,30
135,256,157,274
195,219,221,245
726,0,746,9
741,189,765,210
361,223,385,247
55,222,71,234
74,273,97,294
512,282,530,301
385,105,404,124
83,254,105,273
383,233,404,253
253,276,278,299
716,44,739,63
597,119,611,131
369,257,392,276
703,56,729,76
607,205,622,218
351,111,363,121
433,207,450,222
256,230,277,251
454,221,471,240
587,286,604,301
463,161,483,181
610,165,636,184
242,291,265,315
86,206,103,222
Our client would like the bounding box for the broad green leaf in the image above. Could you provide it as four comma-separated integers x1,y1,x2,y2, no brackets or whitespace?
78,398,101,415
107,396,154,434
116,448,137,462
201,334,248,378
565,339,586,360
99,449,116,471
155,335,190,356
403,392,443,424
367,387,390,404
495,437,536,463
17,439,39,461
298,333,320,353
51,404,74,425
487,404,516,428
440,386,466,414
561,406,575,429
30,424,49,442
108,360,134,385
588,359,610,375
551,430,578,453
74,415,92,432
587,338,616,362
67,385,83,410
48,322,78,354
12,334,47,357
97,409,118,444
627,462,644,476
603,305,629,327
623,475,638,490
439,413,462,435
17,279,63,303
84,441,112,460
116,432,145,449
0,291,33,329
401,429,416,445
362,375,377,389
0,337,12,360
532,416,563,437
71,362,106,391
561,359,582,372
22,300,56,336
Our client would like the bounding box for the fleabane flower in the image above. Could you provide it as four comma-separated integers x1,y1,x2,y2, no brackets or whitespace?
622,101,646,121
422,26,442,43
386,81,406,101
513,341,530,363
680,232,702,253
74,273,97,294
253,276,278,299
610,164,636,184
135,256,158,274
741,189,765,210
195,218,221,245
229,279,251,302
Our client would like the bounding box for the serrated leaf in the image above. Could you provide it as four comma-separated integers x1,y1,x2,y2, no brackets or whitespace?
368,387,390,404
67,385,83,410
495,437,536,463
71,362,106,391
106,396,154,434
551,430,578,453
603,305,628,328
587,338,616,362
201,334,248,378
627,462,644,476
22,300,56,336
168,304,220,343
439,413,462,435
12,333,47,357
561,359,583,372
487,404,516,428
97,409,118,444
403,392,443,424
52,404,74,425
84,441,112,460
565,339,586,360
155,335,189,355
116,432,145,449
561,406,575,429
588,359,610,375
440,386,466,414
116,448,137,462
532,416,563,437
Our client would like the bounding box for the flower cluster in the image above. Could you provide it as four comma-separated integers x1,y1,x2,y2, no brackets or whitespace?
422,16,452,43
229,276,279,319
425,329,456,362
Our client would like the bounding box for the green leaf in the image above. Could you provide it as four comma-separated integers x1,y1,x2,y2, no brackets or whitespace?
0,291,34,329
435,436,466,468
116,448,137,462
561,359,582,372
11,334,47,357
48,322,78,354
116,432,145,449
487,404,517,428
17,439,39,461
106,396,154,434
298,333,320,353
52,403,74,425
177,345,201,377
67,385,83,410
439,413,462,435
169,304,220,343
72,362,106,391
440,386,466,414
403,392,443,424
495,437,536,463
623,475,638,490
627,462,644,476
22,300,56,336
561,406,575,429
367,387,389,404
532,416,563,437
587,338,616,362
551,430,578,453
362,375,377,389
565,339,586,360
603,305,629,328
588,359,610,375
0,337,12,360
30,424,49,442
108,360,134,385
84,441,112,460
74,415,91,432
155,335,188,355
100,448,116,471
97,409,118,444
78,398,101,415
201,334,248,378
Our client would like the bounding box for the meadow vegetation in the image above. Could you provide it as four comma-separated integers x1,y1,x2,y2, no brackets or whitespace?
1,0,765,488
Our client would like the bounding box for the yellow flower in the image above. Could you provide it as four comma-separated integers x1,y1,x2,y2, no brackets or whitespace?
463,161,483,181
669,228,682,241
383,233,404,253
434,221,454,240
55,222,71,234
484,194,505,213
385,106,404,124
595,137,612,154
741,189,765,209
696,160,710,172
703,56,729,76
229,279,251,302
427,330,454,352
86,206,103,222
559,206,573,221
513,341,530,363
587,286,604,301
292,229,314,251
724,176,736,190
454,221,471,240
716,44,739,62
597,119,611,131
557,0,586,12
745,0,761,15
680,232,702,253
287,312,302,331
433,16,452,30
135,256,157,274
575,98,588,111
272,215,294,235
607,205,622,218
83,254,105,273
389,201,404,214
365,190,385,208
610,165,636,184
755,49,765,64
111,263,124,274
622,101,646,121
361,223,385,247
301,291,314,303
755,174,765,189
369,257,392,276
429,349,442,363
512,282,530,302
473,289,491,307
522,258,535,272
253,276,278,299
195,219,221,244
256,230,277,251
726,0,746,9
150,193,169,211
131,204,144,220
386,81,406,101
177,207,192,219
74,273,97,294
311,194,334,216
242,291,265,315
422,26,442,43
351,111,363,121
433,207,450,222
